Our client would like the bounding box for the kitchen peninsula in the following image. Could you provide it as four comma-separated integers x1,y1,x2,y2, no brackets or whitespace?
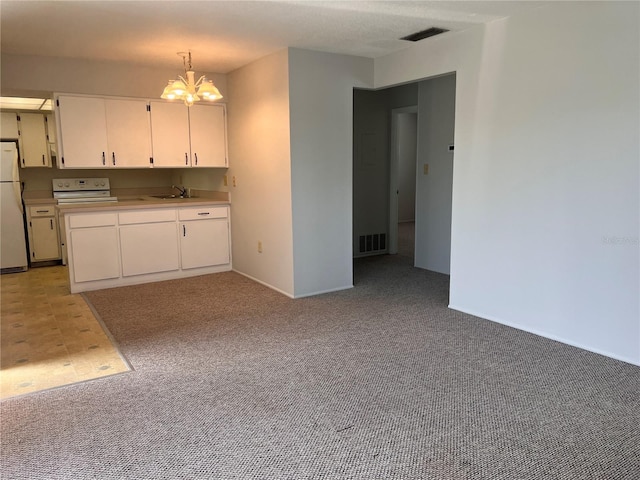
58,191,231,293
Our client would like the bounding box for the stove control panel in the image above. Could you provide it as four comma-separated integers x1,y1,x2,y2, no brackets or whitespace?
52,178,110,192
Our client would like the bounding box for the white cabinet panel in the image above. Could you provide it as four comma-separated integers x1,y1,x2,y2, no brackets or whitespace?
68,212,117,229
188,104,227,167
69,227,120,282
27,205,60,262
56,95,109,168
105,99,152,167
149,101,191,167
1,113,19,139
29,217,60,261
119,209,176,224
178,206,227,221
18,113,51,167
120,222,179,277
180,218,229,269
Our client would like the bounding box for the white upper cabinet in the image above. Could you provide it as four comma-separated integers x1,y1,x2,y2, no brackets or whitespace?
56,95,109,168
18,113,51,168
56,95,152,168
149,101,191,167
189,104,227,167
150,101,227,168
1,112,19,139
104,99,152,167
55,94,226,169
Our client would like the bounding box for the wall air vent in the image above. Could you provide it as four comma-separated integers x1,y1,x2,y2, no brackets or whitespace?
401,27,449,42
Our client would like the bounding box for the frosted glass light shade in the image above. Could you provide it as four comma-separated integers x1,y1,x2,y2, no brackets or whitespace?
160,52,223,106
197,80,223,100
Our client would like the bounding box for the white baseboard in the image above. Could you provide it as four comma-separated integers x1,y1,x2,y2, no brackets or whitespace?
293,284,353,299
232,269,295,298
232,269,353,299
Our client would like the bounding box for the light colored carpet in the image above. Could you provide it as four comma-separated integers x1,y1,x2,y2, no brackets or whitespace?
1,248,638,479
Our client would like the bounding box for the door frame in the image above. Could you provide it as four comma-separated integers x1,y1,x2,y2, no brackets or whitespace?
388,106,418,255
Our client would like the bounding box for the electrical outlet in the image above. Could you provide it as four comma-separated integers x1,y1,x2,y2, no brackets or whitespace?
233,176,237,187
423,164,429,175
223,175,228,186
258,241,262,253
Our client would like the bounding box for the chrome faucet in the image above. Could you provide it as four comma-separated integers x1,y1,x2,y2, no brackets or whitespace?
172,185,187,198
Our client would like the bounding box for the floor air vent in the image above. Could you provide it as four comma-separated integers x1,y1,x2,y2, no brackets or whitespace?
359,233,386,253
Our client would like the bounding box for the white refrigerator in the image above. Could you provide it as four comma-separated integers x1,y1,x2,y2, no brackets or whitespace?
1,141,28,272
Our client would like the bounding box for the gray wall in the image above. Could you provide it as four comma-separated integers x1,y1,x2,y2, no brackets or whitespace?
397,113,417,223
415,74,456,274
288,48,373,297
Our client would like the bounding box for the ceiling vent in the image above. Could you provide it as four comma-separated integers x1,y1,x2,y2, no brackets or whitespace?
401,27,449,42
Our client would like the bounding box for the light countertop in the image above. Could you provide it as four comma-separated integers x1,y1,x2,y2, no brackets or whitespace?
23,189,230,212
56,195,229,214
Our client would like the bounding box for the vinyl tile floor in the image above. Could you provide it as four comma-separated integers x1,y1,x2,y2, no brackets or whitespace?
0,265,130,400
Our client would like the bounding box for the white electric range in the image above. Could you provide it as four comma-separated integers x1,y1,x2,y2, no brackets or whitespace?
53,177,118,204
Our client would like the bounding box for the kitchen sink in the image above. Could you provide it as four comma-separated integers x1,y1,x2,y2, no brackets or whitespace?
149,195,197,200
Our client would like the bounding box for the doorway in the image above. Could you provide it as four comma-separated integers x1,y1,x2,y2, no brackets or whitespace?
353,73,456,275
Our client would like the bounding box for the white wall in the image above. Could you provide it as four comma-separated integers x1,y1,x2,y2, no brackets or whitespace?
414,74,456,274
375,2,640,365
288,48,373,297
1,53,227,99
227,49,295,296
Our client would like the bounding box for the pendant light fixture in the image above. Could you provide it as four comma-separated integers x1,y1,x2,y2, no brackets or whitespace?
161,51,222,107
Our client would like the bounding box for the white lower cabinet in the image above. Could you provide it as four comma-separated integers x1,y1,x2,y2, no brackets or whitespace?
67,213,120,283
64,204,231,293
119,209,180,276
27,205,61,262
179,206,230,269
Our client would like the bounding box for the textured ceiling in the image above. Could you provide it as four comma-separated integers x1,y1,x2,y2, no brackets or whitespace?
0,1,546,73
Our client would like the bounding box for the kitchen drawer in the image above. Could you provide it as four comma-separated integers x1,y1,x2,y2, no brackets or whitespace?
178,206,228,221
68,212,117,228
119,209,176,225
29,205,56,217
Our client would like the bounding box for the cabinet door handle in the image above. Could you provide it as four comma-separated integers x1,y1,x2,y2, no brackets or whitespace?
36,210,48,213
102,152,106,165
42,154,45,165
183,225,186,237
50,219,53,230
194,153,198,166
185,153,188,165
112,152,116,165
197,212,210,216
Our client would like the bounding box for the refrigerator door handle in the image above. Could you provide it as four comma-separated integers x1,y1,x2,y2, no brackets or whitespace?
10,147,23,215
